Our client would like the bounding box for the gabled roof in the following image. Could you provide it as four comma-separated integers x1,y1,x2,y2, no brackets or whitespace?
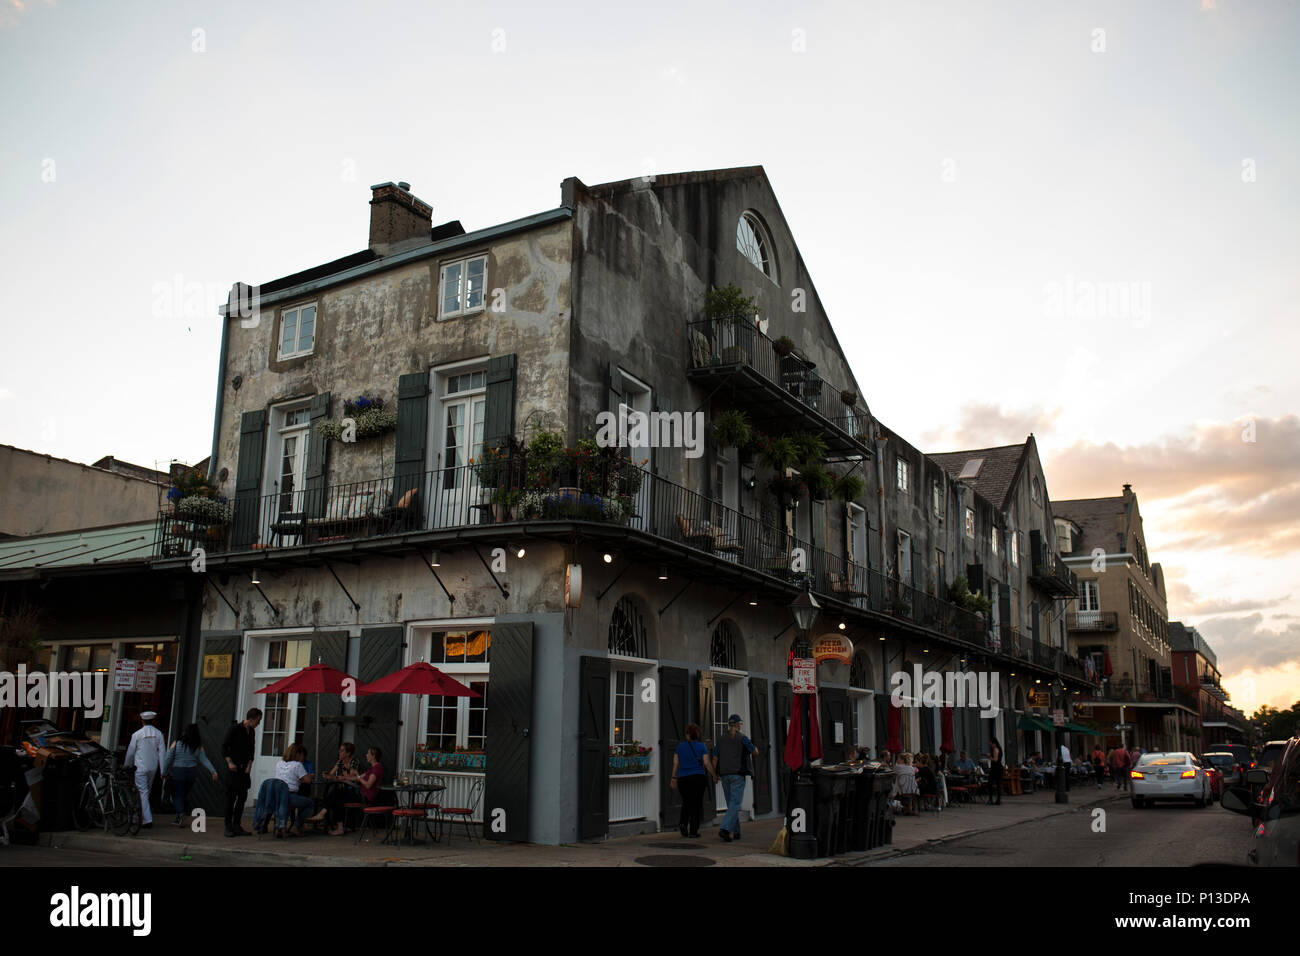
1052,495,1128,556
928,441,1031,510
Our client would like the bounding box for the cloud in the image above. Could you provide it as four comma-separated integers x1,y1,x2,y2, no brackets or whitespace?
1163,575,1291,618
922,403,1062,450
1045,415,1300,558
0,388,13,400
1195,613,1300,675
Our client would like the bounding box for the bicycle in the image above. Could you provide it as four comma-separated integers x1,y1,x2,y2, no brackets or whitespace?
72,755,141,836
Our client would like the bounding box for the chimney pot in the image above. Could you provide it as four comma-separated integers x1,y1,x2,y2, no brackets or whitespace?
369,181,432,255
397,181,411,191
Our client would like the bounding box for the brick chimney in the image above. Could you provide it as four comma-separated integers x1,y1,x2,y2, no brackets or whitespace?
1122,483,1133,501
369,181,432,255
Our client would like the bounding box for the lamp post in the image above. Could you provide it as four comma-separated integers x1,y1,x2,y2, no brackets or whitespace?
788,586,820,860
1053,677,1068,804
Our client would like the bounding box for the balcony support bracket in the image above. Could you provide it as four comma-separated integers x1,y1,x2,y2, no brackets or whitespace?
705,591,744,628
769,621,793,643
425,551,456,610
324,561,362,613
249,578,280,620
473,545,510,600
658,580,692,617
595,561,632,603
206,577,240,621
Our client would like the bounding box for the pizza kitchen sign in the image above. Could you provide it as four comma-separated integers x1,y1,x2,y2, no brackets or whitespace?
812,635,854,665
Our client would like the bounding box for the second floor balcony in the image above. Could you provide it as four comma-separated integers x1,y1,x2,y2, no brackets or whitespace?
1089,678,1199,712
686,318,871,457
1068,610,1119,632
153,454,1092,686
1028,530,1079,598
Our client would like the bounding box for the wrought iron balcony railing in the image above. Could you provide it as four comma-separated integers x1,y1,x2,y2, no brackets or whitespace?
1028,530,1079,598
153,454,1089,681
1068,610,1119,632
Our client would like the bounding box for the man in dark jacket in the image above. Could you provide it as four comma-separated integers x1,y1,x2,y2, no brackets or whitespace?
712,714,757,842
221,708,262,837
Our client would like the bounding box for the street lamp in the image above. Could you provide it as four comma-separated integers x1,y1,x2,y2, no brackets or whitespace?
788,586,820,860
1052,677,1068,805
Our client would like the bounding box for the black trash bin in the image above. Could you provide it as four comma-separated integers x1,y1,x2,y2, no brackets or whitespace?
36,754,84,831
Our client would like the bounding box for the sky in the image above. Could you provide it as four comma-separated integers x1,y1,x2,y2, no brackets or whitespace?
2,0,1297,710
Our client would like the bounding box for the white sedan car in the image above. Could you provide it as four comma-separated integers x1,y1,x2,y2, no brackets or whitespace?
1130,752,1213,808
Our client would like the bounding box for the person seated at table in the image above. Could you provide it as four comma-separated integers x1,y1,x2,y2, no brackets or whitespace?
878,749,893,767
1022,756,1045,787
274,743,315,837
324,742,361,781
917,755,939,798
953,751,977,774
893,752,920,814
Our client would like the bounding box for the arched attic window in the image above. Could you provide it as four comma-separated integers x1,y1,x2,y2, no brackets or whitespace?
736,211,776,281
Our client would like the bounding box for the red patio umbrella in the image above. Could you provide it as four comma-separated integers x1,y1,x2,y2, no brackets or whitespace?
940,706,955,754
1103,649,1113,677
355,661,481,698
256,662,360,775
783,691,823,771
887,701,903,754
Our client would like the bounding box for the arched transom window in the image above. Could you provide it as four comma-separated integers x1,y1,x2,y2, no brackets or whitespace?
711,620,740,669
736,212,772,279
608,596,648,658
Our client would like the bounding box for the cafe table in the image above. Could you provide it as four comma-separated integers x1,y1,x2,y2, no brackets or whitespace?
380,781,446,846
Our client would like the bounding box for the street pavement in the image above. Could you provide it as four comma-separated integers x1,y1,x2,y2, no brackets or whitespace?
868,797,1253,867
10,787,1196,867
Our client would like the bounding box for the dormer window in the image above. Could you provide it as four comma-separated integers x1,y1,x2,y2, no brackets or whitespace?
278,302,316,360
1055,518,1073,554
736,212,775,281
439,254,487,319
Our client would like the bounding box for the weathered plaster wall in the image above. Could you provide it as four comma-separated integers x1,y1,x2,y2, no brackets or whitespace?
1,446,165,536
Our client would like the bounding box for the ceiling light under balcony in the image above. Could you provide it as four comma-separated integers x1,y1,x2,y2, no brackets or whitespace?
602,551,614,564
251,568,260,585
430,551,441,568
658,565,668,580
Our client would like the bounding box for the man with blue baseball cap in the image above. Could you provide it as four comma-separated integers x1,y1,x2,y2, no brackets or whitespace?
712,714,757,842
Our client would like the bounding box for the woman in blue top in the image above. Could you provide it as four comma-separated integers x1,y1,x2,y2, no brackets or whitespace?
670,723,715,838
161,723,218,827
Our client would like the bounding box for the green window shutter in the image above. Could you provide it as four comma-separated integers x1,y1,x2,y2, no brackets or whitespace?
232,410,267,548
393,371,430,508
608,364,624,414
867,516,881,570
303,392,331,518
483,354,517,449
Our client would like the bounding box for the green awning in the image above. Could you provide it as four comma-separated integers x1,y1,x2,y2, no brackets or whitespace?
1017,715,1054,732
1065,721,1098,734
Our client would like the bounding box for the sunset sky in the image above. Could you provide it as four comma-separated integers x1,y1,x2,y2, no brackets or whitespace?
2,1,1296,710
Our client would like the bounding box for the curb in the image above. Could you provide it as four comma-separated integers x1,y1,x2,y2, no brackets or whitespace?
45,830,386,867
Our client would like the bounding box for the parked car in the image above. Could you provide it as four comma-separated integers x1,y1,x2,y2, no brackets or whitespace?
1202,751,1243,787
1130,752,1213,808
1219,743,1253,773
1221,737,1300,867
1255,740,1292,804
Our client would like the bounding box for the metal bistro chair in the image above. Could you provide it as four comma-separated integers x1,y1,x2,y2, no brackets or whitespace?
408,777,446,843
438,777,483,845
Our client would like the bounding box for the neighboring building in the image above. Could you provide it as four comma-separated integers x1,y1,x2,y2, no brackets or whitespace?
929,437,1093,762
1056,485,1196,751
157,169,1095,844
0,445,173,538
1169,621,1248,748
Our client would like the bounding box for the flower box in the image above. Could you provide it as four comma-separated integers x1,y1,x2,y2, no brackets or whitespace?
608,754,652,775
411,749,486,771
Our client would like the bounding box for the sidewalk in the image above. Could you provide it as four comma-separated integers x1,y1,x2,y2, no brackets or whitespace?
41,787,1125,867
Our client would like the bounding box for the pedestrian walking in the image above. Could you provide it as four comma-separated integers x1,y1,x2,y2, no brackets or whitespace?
221,707,262,837
712,714,757,842
1109,745,1131,791
161,723,218,826
670,723,714,838
123,711,166,829
988,737,1004,805
1091,745,1106,789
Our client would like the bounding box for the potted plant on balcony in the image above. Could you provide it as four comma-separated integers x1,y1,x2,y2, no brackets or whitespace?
789,431,829,468
316,395,397,441
772,335,796,357
840,388,858,406
832,472,866,503
712,409,753,451
803,464,834,501
767,474,807,510
704,284,757,365
757,434,798,472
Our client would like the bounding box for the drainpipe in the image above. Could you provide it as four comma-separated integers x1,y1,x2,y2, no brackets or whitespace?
207,287,236,482
874,434,887,571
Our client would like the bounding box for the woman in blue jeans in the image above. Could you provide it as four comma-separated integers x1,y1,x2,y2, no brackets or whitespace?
274,743,315,837
161,723,218,827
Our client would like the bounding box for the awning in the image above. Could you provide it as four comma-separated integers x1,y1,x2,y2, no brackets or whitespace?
1017,715,1054,733
1064,721,1098,734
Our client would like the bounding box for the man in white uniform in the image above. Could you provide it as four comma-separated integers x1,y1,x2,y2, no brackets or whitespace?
124,711,166,828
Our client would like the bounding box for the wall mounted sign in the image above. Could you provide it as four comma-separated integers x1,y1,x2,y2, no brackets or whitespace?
135,661,158,693
1029,690,1050,707
793,659,816,694
202,654,233,679
812,634,853,665
112,660,137,692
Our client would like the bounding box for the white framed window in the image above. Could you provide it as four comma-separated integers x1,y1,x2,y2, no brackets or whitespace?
264,400,312,514
1055,518,1073,554
435,360,487,490
897,530,913,586
736,211,774,280
896,459,909,494
613,670,635,743
932,480,944,519
1080,579,1100,612
965,508,975,539
1031,476,1042,505
277,303,317,359
439,254,487,319
1010,531,1020,566
990,525,999,555
419,629,490,751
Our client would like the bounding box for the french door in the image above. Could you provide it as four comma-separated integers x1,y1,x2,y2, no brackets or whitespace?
433,374,486,528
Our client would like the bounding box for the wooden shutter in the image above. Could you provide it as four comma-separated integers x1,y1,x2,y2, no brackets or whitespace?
967,563,984,595
484,621,534,842
658,665,689,827
608,364,624,414
577,656,610,840
393,371,430,508
912,540,924,594
303,392,331,519
999,589,1013,637
820,686,848,764
694,669,717,823
773,681,792,813
354,626,404,786
483,354,517,449
193,636,241,815
232,410,267,548
843,506,854,566
1030,602,1041,644
301,629,348,773
748,677,772,814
